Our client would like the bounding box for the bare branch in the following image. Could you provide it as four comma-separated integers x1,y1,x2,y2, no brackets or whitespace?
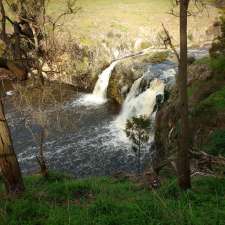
48,0,81,32
161,23,180,61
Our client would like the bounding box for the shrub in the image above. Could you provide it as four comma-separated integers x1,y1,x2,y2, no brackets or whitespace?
204,129,225,156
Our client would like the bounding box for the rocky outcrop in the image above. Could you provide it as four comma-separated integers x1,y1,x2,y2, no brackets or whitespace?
41,42,111,92
108,52,170,104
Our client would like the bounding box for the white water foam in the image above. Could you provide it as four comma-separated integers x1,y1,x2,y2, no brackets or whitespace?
115,78,165,129
73,61,119,106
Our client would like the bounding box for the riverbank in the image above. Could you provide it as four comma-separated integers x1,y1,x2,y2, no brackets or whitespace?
0,172,225,225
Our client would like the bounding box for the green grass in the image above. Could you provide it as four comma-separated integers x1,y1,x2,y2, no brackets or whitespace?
1,174,225,225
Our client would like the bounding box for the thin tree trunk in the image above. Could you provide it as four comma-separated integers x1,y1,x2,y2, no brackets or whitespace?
137,133,141,175
177,0,191,190
36,128,48,178
0,99,25,194
0,0,7,42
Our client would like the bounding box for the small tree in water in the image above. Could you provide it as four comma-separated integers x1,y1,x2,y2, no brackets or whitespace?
125,116,151,175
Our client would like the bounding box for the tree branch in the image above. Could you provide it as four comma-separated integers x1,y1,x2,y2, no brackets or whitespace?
161,23,180,62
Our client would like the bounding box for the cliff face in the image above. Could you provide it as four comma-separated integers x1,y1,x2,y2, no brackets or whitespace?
155,58,225,165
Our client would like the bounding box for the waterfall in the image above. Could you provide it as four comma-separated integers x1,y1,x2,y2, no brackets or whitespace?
74,61,118,106
115,77,165,128
92,61,118,101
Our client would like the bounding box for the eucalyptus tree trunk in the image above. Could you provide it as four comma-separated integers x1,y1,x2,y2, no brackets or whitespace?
0,99,24,194
177,0,191,190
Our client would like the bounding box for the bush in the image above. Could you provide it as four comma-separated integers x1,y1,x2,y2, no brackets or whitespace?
192,86,225,118
209,55,225,74
194,55,225,74
204,129,225,156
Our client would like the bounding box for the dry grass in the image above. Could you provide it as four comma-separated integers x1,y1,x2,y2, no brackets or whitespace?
47,0,219,47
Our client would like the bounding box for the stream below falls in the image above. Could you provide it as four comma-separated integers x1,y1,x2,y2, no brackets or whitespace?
4,91,143,177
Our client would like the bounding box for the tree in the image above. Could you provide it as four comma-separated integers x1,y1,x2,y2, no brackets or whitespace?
0,0,79,83
36,128,48,178
125,116,151,175
0,99,24,194
176,0,191,190
162,0,193,189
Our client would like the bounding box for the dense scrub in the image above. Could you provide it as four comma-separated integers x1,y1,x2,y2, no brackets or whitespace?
0,173,225,225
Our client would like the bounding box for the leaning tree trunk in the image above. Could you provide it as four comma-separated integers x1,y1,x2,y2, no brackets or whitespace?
0,99,25,194
177,0,191,190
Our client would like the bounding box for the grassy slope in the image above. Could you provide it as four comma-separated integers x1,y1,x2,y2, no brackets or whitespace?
47,0,218,46
0,174,225,225
187,56,225,156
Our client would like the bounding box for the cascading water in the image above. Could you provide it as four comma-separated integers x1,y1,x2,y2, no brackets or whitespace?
92,61,118,100
74,61,118,105
115,77,165,129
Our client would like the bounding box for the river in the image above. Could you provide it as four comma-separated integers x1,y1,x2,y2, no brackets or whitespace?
1,48,208,177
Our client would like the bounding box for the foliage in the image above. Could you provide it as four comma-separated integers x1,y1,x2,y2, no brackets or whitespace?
194,56,211,65
209,55,225,73
192,85,225,117
125,116,151,147
194,55,225,74
125,116,151,174
204,129,225,156
0,174,225,225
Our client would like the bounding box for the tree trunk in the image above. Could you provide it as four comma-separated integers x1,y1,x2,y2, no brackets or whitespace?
0,0,7,42
0,99,25,194
36,128,48,178
177,0,191,190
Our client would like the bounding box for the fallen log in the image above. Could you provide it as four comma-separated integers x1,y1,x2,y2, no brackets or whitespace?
153,150,225,175
111,47,168,63
190,150,225,166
